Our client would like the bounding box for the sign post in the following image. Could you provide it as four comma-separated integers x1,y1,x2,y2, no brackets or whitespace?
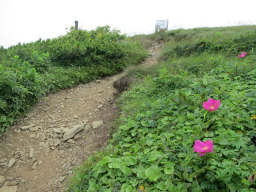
75,20,78,30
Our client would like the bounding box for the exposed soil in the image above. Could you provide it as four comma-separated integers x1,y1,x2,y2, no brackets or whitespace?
0,43,162,192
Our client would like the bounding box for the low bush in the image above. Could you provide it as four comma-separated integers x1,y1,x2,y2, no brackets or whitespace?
45,26,125,67
161,26,256,58
4,40,51,73
0,57,43,131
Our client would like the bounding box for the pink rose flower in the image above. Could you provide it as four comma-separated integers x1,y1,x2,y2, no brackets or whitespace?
249,174,255,182
203,98,221,111
193,140,213,156
238,51,247,58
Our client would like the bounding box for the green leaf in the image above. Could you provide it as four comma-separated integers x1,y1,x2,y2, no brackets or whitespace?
156,181,168,190
88,179,98,192
122,156,137,166
145,165,162,182
108,158,122,169
148,150,164,162
120,165,132,176
133,166,146,179
164,163,174,175
120,183,136,192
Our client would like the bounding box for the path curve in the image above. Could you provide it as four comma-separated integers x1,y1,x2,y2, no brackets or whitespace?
0,43,162,192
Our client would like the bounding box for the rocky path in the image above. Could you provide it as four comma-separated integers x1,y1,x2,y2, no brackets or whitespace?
0,43,162,192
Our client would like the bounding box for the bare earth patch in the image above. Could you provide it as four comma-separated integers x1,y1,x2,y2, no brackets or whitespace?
0,44,161,192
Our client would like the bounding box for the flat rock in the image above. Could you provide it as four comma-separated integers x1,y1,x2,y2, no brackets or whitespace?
29,126,40,132
97,105,103,109
63,124,84,141
0,185,17,192
8,158,16,168
52,128,63,134
92,120,103,129
32,161,38,170
74,134,82,140
39,142,48,148
29,133,37,138
20,124,35,131
6,179,19,186
29,148,34,159
67,139,75,144
0,176,5,187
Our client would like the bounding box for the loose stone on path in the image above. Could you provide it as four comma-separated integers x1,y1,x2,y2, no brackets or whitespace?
62,124,85,141
0,176,5,187
92,120,104,129
8,158,16,168
29,148,34,159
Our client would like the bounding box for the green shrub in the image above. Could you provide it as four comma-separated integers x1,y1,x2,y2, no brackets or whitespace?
0,57,43,132
161,26,256,58
46,26,126,67
4,42,51,73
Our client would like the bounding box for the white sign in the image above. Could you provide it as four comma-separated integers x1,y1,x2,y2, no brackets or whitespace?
155,20,168,32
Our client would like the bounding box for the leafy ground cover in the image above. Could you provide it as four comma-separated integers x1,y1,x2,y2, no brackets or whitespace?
0,26,147,134
69,26,256,192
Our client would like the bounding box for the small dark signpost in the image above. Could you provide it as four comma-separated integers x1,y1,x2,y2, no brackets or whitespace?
75,20,78,30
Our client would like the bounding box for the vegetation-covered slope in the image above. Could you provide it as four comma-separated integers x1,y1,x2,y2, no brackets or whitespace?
0,26,147,134
69,26,256,192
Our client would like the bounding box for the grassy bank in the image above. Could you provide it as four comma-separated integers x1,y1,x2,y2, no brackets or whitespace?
69,25,256,192
0,26,147,134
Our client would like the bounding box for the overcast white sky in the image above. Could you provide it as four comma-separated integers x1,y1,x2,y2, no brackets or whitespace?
1,0,256,48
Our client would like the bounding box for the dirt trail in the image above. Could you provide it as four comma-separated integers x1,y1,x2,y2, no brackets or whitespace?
0,43,162,192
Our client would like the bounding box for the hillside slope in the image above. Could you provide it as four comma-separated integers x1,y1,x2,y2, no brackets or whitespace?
69,26,256,192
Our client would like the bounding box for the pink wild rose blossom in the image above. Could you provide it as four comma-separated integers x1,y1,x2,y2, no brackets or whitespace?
238,51,247,58
203,98,220,111
249,174,255,182
193,140,213,156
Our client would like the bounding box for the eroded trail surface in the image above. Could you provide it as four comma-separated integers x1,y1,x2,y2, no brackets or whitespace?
0,44,161,192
